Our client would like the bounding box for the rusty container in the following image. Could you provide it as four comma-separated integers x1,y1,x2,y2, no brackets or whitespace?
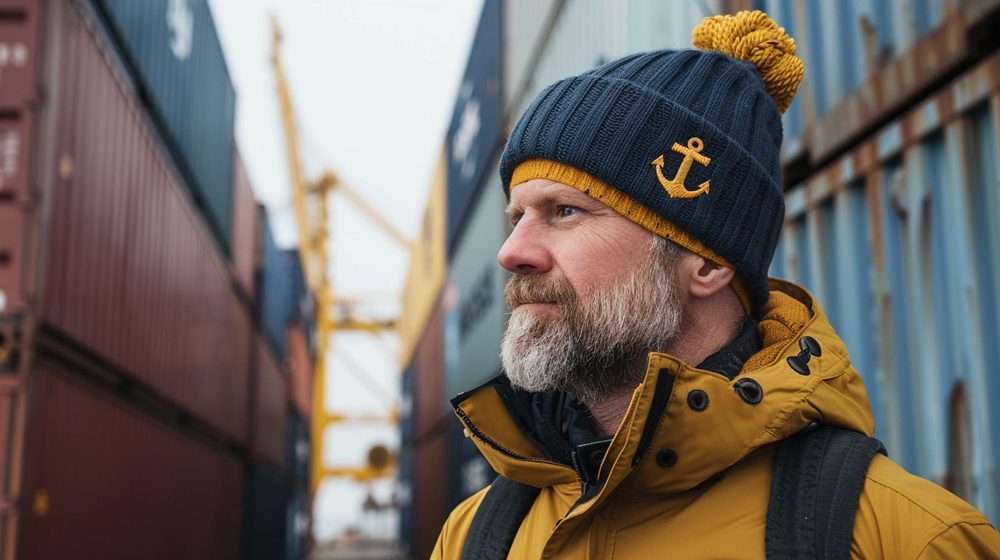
252,334,287,469
89,0,237,253
285,321,313,421
230,151,257,302
413,293,446,441
38,0,250,441
20,359,243,559
412,431,448,560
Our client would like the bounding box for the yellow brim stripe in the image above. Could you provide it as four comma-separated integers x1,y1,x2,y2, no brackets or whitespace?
511,158,751,313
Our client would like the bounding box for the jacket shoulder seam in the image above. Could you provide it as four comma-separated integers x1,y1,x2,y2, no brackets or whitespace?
914,521,998,559
863,473,988,526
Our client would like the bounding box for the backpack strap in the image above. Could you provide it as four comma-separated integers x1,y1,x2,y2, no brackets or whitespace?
461,475,540,560
765,425,886,559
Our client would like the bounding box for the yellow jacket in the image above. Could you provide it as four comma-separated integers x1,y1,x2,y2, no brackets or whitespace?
432,280,1000,559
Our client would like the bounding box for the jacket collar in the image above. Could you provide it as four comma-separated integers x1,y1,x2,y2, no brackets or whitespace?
450,279,876,499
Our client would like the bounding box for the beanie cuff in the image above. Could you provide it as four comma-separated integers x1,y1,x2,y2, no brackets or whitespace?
511,158,751,313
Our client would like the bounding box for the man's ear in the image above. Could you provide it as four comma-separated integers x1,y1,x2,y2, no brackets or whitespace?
680,253,736,300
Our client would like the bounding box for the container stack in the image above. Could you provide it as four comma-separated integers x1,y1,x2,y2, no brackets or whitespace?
0,0,313,558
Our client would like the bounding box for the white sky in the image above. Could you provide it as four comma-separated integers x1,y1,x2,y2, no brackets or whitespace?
208,0,484,543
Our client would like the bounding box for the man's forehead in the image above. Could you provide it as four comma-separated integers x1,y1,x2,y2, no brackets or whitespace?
505,179,603,212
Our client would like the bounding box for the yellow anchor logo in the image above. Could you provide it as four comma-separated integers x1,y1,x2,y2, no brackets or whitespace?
651,137,711,199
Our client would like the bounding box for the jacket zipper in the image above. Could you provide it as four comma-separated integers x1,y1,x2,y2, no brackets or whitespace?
454,406,566,467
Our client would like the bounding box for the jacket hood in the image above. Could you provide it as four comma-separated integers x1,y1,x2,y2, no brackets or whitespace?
450,280,875,499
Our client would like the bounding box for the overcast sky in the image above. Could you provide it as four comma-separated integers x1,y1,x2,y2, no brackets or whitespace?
208,0,484,542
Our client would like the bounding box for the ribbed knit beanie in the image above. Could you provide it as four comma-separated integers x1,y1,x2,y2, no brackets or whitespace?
500,10,804,314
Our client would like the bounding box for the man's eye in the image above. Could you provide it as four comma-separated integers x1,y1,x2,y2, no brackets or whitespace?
556,206,579,217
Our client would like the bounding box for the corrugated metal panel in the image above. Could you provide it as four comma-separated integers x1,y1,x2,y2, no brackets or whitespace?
399,150,447,366
412,431,447,560
285,321,313,421
502,0,559,112
39,1,250,441
242,464,287,560
253,336,287,469
778,48,1000,518
21,361,243,559
413,296,446,440
285,487,310,560
510,0,713,122
258,219,302,362
90,0,236,251
446,0,502,252
444,168,506,399
0,0,41,109
285,410,310,489
231,151,257,302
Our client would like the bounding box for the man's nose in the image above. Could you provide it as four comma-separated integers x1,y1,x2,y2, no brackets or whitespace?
497,220,552,275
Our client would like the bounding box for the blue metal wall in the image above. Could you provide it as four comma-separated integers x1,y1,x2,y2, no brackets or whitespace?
90,0,236,252
762,0,1000,519
446,0,503,254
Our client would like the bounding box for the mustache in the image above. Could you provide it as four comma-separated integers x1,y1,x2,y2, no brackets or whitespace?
504,275,578,310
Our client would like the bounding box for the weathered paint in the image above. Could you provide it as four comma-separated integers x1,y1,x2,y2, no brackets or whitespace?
21,361,243,559
40,0,250,441
89,0,237,252
399,149,447,367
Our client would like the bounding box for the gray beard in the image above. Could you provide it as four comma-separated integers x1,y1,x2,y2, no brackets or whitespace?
500,238,683,407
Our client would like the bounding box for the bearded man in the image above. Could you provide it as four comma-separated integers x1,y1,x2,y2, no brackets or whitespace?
433,10,1000,559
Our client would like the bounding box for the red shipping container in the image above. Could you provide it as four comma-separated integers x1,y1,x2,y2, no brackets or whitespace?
230,152,257,302
285,321,313,421
20,359,243,560
36,0,250,440
0,0,40,109
413,432,448,560
413,294,446,440
253,335,287,469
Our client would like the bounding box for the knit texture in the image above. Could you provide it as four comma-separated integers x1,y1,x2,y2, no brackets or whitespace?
500,10,802,314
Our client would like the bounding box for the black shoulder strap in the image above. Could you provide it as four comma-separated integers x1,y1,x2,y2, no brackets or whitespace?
766,425,886,560
461,475,541,560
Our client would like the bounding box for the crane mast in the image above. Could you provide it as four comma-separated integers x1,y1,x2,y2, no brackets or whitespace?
271,19,408,493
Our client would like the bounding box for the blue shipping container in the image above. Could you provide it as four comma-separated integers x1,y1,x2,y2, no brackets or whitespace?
242,465,289,560
446,0,502,253
90,0,237,252
258,216,304,361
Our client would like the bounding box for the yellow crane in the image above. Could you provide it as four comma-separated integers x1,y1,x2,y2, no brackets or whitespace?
271,19,408,490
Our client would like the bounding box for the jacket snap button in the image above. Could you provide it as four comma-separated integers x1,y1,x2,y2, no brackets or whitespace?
787,354,811,375
687,389,709,411
799,336,822,357
733,378,764,404
656,448,677,468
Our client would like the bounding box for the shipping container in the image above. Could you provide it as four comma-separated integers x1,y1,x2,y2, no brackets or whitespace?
286,487,311,560
285,321,313,422
446,0,503,252
231,151,257,302
258,219,304,362
286,409,311,489
506,0,720,121
399,149,447,367
413,295,447,440
31,0,251,441
444,163,507,400
772,0,1000,517
397,363,415,555
20,359,243,560
242,464,288,560
252,334,287,469
411,431,448,560
89,0,237,252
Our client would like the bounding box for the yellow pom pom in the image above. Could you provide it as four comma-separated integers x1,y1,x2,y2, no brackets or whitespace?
692,10,804,114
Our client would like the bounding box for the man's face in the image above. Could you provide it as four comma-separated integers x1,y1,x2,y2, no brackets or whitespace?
498,179,684,404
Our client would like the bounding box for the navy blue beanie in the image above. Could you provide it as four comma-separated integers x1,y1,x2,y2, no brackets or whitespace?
499,11,804,314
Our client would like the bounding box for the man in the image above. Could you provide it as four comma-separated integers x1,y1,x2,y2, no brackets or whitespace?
433,10,1000,559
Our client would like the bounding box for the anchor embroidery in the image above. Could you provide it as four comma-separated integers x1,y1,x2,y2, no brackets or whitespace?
651,137,711,199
